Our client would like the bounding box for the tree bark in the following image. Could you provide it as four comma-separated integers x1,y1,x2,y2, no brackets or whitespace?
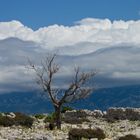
54,105,61,129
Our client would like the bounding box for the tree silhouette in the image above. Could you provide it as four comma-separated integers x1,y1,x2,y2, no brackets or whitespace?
28,54,96,129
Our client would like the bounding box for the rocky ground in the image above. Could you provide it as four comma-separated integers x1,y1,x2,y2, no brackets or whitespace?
0,108,140,140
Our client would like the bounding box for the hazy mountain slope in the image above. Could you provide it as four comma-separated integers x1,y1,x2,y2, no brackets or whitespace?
74,85,140,110
0,92,52,114
0,85,139,114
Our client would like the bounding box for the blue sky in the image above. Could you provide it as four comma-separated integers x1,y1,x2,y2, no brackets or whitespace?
0,0,140,30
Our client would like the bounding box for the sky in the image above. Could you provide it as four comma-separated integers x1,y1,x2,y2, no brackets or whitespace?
0,0,140,93
0,0,140,29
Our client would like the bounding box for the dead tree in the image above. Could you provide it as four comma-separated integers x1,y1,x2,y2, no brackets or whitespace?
28,54,96,129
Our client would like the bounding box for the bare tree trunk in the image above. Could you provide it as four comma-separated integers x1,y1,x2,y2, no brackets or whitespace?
54,105,61,129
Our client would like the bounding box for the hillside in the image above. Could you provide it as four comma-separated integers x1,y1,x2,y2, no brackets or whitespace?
0,85,140,114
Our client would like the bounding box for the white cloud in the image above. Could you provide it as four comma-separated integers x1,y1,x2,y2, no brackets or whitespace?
75,18,112,29
0,20,33,41
0,18,140,51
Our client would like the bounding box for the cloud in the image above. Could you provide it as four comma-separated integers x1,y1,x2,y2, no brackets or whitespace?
0,21,33,41
0,18,140,92
0,38,140,92
0,18,140,52
75,18,112,29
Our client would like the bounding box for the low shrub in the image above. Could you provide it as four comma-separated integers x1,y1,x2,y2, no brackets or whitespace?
44,112,56,123
0,112,34,128
69,128,106,140
0,116,15,127
14,112,34,128
61,106,73,113
34,114,46,119
119,134,140,140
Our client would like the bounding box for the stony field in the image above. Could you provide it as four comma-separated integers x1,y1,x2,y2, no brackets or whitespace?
0,108,140,140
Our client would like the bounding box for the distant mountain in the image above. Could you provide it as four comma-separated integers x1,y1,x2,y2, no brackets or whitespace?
0,85,140,114
0,91,53,114
74,85,140,110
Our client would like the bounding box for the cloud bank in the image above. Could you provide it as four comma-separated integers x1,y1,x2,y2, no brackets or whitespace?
0,18,140,93
0,18,140,52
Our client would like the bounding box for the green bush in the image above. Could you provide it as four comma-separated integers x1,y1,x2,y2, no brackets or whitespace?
119,134,140,140
69,128,106,140
34,114,46,119
44,112,56,123
0,116,15,127
14,112,34,128
0,113,34,128
61,106,73,113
